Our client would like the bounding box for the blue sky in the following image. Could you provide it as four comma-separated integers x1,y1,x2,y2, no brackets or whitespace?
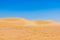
0,0,60,21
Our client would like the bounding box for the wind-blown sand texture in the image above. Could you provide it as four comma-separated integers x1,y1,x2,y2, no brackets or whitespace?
0,18,60,40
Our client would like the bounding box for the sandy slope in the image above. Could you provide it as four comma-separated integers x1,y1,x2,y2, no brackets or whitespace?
0,18,60,40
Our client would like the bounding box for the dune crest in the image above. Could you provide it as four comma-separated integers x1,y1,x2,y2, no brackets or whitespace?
0,18,36,27
32,20,54,24
0,18,59,27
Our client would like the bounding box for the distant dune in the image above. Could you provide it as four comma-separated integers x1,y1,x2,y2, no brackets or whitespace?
0,18,60,40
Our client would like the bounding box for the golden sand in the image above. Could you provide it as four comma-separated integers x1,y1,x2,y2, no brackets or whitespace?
0,18,60,40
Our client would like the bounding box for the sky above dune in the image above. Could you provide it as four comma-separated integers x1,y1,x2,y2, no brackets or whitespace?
0,0,60,21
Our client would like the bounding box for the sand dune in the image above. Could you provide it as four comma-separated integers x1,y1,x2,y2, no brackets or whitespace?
0,18,36,27
32,20,60,26
0,18,60,40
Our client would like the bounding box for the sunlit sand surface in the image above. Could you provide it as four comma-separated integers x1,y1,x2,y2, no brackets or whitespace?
0,18,60,40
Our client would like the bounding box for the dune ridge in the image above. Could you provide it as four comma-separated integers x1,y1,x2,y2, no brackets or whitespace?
0,18,60,27
0,18,35,27
0,18,59,27
0,18,60,40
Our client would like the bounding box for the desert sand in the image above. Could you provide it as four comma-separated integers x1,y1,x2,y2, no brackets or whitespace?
0,18,60,40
